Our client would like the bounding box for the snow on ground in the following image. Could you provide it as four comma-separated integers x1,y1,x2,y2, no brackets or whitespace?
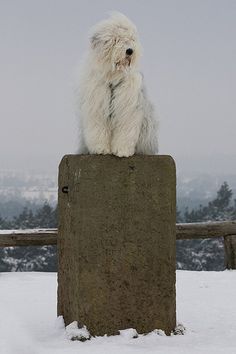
0,271,235,354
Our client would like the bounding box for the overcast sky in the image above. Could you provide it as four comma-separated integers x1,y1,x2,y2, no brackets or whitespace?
0,0,235,175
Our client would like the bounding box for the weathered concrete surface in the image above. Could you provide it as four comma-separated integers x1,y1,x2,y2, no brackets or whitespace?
57,155,176,336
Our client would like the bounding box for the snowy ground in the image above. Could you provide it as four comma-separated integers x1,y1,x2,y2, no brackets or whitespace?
0,271,235,354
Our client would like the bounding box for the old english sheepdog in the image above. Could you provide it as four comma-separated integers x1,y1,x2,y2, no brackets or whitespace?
76,12,158,157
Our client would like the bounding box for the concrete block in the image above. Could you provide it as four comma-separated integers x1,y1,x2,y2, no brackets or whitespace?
58,155,176,336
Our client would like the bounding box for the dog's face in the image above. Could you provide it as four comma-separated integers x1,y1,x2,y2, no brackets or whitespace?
90,13,141,72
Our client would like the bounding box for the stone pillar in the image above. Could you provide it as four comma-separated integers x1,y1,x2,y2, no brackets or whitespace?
57,155,176,336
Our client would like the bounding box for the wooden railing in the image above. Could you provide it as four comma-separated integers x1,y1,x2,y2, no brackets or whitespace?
0,221,236,268
0,229,57,247
177,221,236,269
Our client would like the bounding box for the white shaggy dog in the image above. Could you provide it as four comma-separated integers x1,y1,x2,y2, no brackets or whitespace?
77,12,158,157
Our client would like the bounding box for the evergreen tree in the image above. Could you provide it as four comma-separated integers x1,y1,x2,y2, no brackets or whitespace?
184,182,234,222
34,203,57,228
176,207,183,223
0,215,11,229
12,208,36,229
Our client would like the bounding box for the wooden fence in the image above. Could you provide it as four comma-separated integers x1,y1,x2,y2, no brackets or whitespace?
0,221,236,269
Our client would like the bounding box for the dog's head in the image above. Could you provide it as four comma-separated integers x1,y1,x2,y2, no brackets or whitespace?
89,12,141,73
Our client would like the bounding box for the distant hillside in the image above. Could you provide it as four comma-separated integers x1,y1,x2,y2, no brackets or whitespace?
0,170,57,218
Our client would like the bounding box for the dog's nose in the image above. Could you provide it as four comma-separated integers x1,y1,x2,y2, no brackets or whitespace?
126,48,133,56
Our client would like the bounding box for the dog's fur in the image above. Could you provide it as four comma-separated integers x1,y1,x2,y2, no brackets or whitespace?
76,12,158,157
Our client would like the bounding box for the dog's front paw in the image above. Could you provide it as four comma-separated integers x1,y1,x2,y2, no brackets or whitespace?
98,148,111,155
112,146,135,158
89,145,111,155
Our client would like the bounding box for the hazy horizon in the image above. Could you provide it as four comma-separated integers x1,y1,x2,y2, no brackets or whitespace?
1,0,236,175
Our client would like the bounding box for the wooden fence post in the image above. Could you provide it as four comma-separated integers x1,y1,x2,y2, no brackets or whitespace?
57,155,176,336
224,235,236,269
